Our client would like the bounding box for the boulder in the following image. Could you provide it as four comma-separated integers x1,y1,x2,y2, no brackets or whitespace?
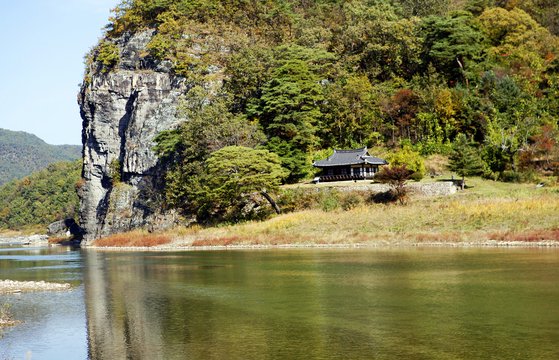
47,218,84,238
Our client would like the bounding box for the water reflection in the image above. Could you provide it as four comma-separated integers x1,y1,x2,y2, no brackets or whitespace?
82,249,559,360
0,246,86,359
2,247,558,359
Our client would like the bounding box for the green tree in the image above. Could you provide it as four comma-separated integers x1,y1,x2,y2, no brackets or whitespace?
224,46,275,113
95,40,120,72
334,1,422,81
478,7,559,80
323,74,381,148
197,146,288,222
249,53,328,181
396,0,450,17
448,134,487,188
154,87,265,211
420,11,486,85
0,161,81,230
386,145,426,180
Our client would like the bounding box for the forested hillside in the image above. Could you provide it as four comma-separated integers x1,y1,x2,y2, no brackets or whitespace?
0,161,81,230
89,0,559,220
0,129,81,185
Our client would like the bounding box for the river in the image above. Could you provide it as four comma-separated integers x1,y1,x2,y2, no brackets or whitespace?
1,246,558,359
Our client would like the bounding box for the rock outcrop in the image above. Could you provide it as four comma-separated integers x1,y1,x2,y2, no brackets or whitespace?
47,218,85,238
78,31,191,244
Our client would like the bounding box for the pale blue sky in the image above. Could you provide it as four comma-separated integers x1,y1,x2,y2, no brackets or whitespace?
0,0,119,145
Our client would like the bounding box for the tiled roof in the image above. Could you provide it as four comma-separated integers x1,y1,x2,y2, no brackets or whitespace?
313,147,387,167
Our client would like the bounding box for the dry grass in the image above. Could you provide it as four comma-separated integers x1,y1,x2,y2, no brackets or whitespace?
48,236,70,245
424,154,449,176
488,229,559,242
94,231,172,247
94,178,559,248
179,188,559,246
0,303,17,328
0,230,21,237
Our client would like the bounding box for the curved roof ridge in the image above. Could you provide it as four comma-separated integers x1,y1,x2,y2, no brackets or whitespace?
313,147,386,167
334,147,367,154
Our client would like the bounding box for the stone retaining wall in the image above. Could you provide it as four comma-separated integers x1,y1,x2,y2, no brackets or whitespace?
320,181,457,196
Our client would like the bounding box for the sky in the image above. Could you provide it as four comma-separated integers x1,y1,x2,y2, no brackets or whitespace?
0,0,119,145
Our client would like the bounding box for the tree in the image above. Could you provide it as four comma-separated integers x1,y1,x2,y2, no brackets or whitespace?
386,145,426,180
322,74,381,148
420,11,485,85
153,87,265,211
478,7,559,79
396,0,450,17
518,124,559,174
198,146,288,222
0,161,81,230
375,165,414,204
334,2,422,81
448,134,486,188
381,88,420,143
248,48,332,181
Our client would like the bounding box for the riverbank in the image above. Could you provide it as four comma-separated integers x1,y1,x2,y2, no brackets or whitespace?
87,178,559,250
0,234,48,246
0,280,72,329
0,280,71,294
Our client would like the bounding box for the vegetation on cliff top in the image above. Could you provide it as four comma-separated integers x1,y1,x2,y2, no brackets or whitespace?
88,0,559,224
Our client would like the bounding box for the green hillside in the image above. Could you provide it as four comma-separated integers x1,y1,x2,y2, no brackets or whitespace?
0,160,81,231
0,128,81,185
88,0,559,222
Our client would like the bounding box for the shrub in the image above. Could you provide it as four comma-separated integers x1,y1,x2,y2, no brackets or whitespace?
108,159,122,184
340,191,364,210
375,165,414,204
279,188,370,212
96,41,120,72
387,146,426,180
278,188,323,212
0,303,16,327
501,170,522,183
320,194,340,212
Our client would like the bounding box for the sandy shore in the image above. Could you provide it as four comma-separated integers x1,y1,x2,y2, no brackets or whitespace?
86,239,559,252
0,235,48,246
0,280,71,294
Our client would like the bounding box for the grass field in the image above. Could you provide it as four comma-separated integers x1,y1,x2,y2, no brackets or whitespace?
92,176,559,248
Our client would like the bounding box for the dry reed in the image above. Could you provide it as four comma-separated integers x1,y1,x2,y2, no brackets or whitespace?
94,231,172,247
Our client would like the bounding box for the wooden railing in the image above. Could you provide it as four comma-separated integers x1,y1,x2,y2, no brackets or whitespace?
314,174,375,183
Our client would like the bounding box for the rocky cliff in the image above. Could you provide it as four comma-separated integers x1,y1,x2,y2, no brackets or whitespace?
78,31,193,243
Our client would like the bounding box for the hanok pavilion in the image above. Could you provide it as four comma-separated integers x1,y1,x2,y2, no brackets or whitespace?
312,147,387,182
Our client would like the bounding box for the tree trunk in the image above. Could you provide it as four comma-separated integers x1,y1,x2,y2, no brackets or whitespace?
261,190,281,214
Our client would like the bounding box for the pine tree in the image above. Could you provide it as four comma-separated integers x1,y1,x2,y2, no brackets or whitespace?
448,134,486,189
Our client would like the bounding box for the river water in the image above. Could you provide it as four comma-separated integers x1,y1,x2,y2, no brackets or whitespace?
0,246,558,359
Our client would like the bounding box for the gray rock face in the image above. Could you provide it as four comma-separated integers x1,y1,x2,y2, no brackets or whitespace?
78,31,190,243
47,218,84,238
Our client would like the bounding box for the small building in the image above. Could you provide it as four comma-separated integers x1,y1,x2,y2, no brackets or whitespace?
313,147,387,182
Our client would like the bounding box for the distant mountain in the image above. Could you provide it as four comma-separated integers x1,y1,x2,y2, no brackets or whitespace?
0,128,81,185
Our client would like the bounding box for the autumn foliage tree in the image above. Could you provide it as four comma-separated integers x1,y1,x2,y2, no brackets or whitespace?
375,165,414,204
